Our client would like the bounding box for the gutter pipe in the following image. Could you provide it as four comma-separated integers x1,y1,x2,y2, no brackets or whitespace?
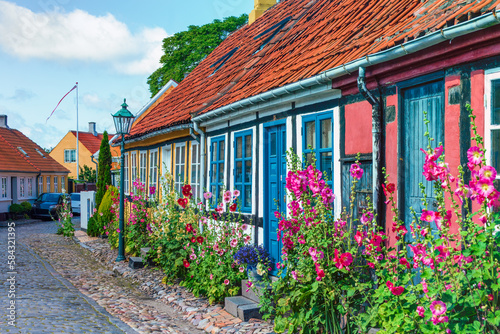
357,67,384,229
192,120,206,204
112,123,192,146
192,11,500,124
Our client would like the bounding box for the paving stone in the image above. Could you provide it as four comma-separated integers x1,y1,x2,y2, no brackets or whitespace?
224,296,254,317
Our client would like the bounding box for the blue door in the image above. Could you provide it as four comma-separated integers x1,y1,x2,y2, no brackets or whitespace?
264,122,287,275
403,80,444,241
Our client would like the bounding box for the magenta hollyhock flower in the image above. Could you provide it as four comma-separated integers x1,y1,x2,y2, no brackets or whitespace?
149,186,156,195
369,233,383,247
339,252,353,269
309,247,319,262
224,279,229,285
243,235,251,244
430,300,447,316
241,223,248,231
291,271,298,280
321,187,335,205
432,315,449,325
399,258,410,269
386,280,404,295
230,238,238,248
233,189,240,197
417,306,425,317
314,263,325,281
350,163,363,179
354,231,363,246
468,146,483,165
420,209,436,222
116,228,121,233
360,212,373,225
203,192,212,200
420,146,444,162
479,165,497,181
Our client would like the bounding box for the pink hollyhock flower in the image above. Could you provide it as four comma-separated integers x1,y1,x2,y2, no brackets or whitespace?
421,145,443,162
430,301,447,316
297,235,306,244
229,203,237,212
241,224,248,231
149,186,156,195
243,235,251,244
321,187,335,205
224,279,229,285
333,249,353,270
399,258,410,269
386,281,404,295
420,209,436,223
360,212,373,225
354,231,363,246
367,262,375,269
350,163,364,179
315,263,325,281
477,178,495,197
239,266,244,273
189,253,197,260
230,238,238,247
468,146,483,165
488,294,494,301
417,306,425,317
233,189,240,197
432,315,449,325
479,165,497,181
370,234,383,247
116,228,121,233
291,271,298,280
204,192,212,200
309,247,319,262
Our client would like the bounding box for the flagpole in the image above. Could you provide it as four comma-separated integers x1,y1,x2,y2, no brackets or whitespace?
76,82,79,182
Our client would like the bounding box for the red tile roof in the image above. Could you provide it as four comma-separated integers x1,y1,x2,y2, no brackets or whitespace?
129,0,500,139
0,127,69,173
71,131,116,156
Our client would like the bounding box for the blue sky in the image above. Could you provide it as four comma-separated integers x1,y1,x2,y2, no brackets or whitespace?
0,0,252,149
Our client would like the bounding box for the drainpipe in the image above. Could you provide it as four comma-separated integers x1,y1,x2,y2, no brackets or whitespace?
357,67,384,229
91,154,98,180
192,121,206,202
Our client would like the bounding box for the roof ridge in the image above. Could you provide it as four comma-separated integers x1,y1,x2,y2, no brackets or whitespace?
0,131,40,172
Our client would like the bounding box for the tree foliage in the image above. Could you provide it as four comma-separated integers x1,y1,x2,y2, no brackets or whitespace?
95,131,112,208
79,164,96,183
147,14,248,96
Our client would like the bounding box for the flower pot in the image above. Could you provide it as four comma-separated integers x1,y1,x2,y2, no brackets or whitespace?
246,264,263,282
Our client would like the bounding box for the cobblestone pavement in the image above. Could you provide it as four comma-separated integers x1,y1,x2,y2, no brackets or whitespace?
0,219,135,333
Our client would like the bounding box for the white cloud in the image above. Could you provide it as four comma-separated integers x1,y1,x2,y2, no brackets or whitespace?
8,89,35,101
0,1,168,75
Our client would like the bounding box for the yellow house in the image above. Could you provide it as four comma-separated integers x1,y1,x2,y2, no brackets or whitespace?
115,80,205,200
50,122,119,179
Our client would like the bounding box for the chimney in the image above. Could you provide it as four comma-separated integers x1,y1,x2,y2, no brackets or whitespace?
249,0,276,25
88,122,97,136
0,115,7,128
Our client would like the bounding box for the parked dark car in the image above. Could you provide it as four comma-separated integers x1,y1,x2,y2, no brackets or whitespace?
70,193,81,215
32,193,71,220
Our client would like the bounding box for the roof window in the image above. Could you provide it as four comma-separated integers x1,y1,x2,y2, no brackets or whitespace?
35,148,46,158
253,16,291,54
17,147,28,157
210,47,239,75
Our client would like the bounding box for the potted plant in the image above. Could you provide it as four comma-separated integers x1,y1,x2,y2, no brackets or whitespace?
233,245,271,282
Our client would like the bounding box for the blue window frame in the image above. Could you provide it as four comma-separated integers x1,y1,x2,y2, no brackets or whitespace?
234,130,253,212
210,136,225,206
302,111,334,187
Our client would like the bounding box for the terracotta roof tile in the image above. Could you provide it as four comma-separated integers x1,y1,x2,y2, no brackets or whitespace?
129,0,498,139
0,127,69,173
71,131,116,155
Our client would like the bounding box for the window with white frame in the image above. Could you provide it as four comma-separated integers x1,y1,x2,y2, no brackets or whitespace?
191,142,201,200
149,150,158,197
174,143,186,194
46,176,51,193
64,149,76,163
124,153,129,194
486,72,500,181
210,136,225,206
131,152,137,184
61,176,65,192
139,151,147,186
234,131,252,212
19,177,25,198
1,177,7,198
54,176,58,192
38,177,43,194
27,178,33,197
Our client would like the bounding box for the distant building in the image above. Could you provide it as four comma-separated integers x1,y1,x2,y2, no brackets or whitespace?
50,122,119,179
0,115,69,219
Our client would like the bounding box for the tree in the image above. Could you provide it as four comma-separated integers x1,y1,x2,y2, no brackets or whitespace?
79,165,97,183
95,131,112,209
147,14,248,96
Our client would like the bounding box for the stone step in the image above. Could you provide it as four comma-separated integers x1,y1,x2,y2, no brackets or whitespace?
224,295,262,321
241,279,270,303
140,247,150,258
128,257,144,269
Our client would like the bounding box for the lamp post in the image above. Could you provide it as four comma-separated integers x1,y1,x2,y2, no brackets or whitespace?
112,99,135,262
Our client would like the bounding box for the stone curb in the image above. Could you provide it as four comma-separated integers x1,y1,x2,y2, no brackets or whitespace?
21,241,137,334
73,234,275,334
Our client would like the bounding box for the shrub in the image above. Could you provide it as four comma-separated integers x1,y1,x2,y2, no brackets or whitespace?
20,201,32,213
97,185,118,236
87,215,100,237
9,203,23,214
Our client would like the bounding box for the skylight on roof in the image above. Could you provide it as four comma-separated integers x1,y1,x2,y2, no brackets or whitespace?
17,147,28,157
35,148,46,158
253,17,291,54
210,47,239,75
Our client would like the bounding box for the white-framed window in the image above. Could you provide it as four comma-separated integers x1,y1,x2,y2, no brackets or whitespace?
162,145,172,175
61,176,65,192
174,143,186,194
191,142,201,200
64,149,76,163
38,177,43,195
139,151,147,186
131,152,137,184
19,177,25,198
124,153,129,194
27,178,33,197
486,70,500,179
54,176,58,192
149,149,158,197
1,177,7,198
46,176,51,193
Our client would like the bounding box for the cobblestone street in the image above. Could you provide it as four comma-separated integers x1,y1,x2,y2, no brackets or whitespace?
0,220,203,333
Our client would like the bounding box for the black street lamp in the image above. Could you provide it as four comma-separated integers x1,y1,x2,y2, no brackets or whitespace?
112,99,134,262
